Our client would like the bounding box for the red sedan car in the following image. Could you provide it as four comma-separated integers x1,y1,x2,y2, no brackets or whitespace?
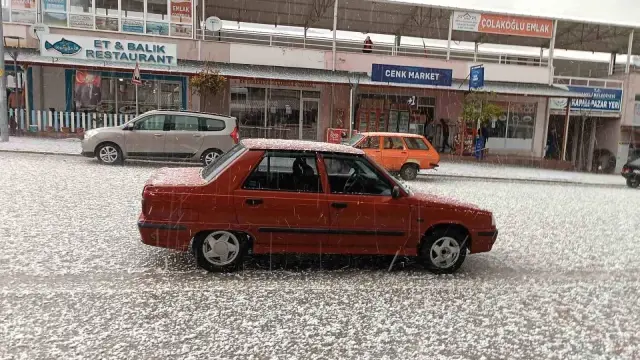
138,139,498,274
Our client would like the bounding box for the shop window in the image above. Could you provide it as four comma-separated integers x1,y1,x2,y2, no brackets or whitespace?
147,0,168,21
95,0,118,16
302,91,320,98
635,94,640,101
243,153,321,193
507,102,536,139
70,0,92,13
230,87,267,132
2,0,9,22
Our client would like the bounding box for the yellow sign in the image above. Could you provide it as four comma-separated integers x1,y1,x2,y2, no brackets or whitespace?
0,69,4,76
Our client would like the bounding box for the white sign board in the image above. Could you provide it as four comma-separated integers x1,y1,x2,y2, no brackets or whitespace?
28,23,50,39
39,34,178,66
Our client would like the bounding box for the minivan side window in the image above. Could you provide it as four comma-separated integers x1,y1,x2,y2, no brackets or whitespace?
172,115,199,131
134,115,167,130
383,137,405,150
243,152,321,193
200,118,226,132
404,137,429,150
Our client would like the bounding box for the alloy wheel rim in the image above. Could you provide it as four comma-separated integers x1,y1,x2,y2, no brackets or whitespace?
205,152,220,165
99,146,118,163
202,231,240,266
429,236,461,269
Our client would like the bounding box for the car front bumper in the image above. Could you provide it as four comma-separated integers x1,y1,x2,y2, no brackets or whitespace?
470,229,498,253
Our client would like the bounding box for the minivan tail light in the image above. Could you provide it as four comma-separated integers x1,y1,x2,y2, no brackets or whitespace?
230,126,239,144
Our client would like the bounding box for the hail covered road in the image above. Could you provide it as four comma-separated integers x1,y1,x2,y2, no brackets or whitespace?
1,152,639,359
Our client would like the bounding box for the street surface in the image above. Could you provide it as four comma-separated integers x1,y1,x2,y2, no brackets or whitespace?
1,152,639,359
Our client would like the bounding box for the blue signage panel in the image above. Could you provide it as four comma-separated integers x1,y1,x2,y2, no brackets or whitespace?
567,86,623,112
469,65,484,90
371,64,453,86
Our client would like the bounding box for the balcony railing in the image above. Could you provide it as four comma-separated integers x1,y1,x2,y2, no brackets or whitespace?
197,28,549,67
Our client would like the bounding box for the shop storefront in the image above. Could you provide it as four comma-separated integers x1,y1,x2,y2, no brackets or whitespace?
230,79,321,140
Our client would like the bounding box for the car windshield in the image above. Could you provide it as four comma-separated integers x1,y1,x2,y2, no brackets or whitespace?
347,133,365,146
201,143,246,181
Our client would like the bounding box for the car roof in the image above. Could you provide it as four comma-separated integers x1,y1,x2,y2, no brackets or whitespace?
241,138,364,155
142,109,236,119
361,132,424,138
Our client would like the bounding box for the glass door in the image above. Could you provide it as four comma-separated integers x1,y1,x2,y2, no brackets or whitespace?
301,99,319,140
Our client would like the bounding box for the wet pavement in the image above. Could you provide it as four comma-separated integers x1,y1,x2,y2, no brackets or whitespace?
1,152,639,359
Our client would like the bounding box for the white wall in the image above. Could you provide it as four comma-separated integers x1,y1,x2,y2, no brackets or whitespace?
229,44,326,69
470,63,550,84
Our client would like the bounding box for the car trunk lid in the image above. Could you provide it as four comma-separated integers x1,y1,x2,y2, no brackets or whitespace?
145,167,205,187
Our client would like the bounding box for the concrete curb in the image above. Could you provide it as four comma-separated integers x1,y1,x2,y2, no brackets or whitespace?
0,149,82,157
423,172,624,187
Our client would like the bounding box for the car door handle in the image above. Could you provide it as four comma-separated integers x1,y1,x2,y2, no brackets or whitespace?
154,134,164,137
245,199,263,206
331,202,348,209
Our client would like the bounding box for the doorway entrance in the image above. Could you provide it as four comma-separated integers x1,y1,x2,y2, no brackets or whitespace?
301,98,319,140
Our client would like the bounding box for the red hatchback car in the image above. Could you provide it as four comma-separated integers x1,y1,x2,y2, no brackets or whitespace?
138,139,498,274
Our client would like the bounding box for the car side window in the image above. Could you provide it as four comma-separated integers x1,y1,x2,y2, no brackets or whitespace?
200,118,226,131
243,152,321,193
404,137,429,150
323,155,393,196
357,136,380,149
383,136,405,150
134,115,167,131
171,115,199,131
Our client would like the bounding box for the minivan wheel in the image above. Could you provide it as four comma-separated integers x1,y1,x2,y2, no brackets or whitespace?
419,228,468,274
201,149,223,166
627,178,640,188
96,143,123,165
192,231,247,272
400,163,418,181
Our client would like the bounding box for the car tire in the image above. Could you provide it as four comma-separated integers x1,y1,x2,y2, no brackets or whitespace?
627,178,640,188
201,148,223,166
400,163,419,181
419,227,468,274
192,230,247,272
95,142,123,165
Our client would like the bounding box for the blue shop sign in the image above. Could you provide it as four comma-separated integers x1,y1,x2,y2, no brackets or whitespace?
371,64,452,87
567,86,623,112
469,65,484,90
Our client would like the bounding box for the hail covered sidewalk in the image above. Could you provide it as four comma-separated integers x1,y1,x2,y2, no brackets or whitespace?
0,136,625,186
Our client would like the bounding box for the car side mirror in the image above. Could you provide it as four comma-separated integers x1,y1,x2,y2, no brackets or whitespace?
392,185,401,199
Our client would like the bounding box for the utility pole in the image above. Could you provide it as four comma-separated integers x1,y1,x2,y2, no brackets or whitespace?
0,18,9,142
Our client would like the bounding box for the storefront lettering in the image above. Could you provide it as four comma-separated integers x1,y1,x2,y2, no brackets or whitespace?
86,40,174,65
571,98,621,110
384,69,441,81
480,19,550,34
371,64,452,86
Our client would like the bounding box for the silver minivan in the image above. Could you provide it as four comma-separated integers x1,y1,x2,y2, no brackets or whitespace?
81,110,239,166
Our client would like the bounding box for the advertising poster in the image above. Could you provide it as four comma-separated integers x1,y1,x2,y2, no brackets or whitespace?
452,11,553,38
11,0,35,9
69,14,93,29
74,71,102,111
171,0,192,23
95,16,118,31
146,21,169,36
171,23,192,38
42,0,66,12
10,10,36,23
122,18,144,33
43,11,68,26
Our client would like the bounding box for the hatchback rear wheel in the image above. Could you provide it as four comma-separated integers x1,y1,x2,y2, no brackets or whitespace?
400,163,418,181
192,231,247,272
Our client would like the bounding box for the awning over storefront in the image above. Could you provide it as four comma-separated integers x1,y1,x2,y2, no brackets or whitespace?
9,52,587,98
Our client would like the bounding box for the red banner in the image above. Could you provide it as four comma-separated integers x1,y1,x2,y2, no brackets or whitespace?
326,128,357,144
171,0,192,23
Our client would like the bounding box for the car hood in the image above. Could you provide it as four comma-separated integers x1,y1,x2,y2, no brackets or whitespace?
409,191,486,213
146,167,206,187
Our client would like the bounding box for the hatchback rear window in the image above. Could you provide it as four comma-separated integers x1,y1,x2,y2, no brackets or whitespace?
201,144,246,181
200,118,226,131
404,137,429,150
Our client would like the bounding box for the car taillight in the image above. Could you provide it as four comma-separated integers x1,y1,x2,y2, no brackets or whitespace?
622,166,630,174
230,126,239,144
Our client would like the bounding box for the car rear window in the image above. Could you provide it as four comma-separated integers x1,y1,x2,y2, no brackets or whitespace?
404,137,429,150
200,118,226,131
201,143,246,181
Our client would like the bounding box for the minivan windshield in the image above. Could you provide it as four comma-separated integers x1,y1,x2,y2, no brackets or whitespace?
201,144,246,181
